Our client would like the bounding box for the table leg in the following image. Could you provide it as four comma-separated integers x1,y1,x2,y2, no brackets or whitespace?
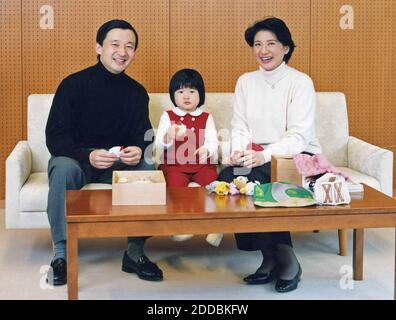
338,229,348,256
353,228,364,281
67,223,79,300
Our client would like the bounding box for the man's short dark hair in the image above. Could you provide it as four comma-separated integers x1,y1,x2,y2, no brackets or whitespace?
96,19,138,60
244,17,295,63
169,69,206,108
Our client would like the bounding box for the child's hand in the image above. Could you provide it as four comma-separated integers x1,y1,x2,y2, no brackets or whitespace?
174,123,187,138
164,123,186,143
164,124,177,143
194,146,210,164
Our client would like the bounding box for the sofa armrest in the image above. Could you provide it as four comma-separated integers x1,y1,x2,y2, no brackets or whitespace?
6,141,32,188
5,141,32,216
347,136,393,196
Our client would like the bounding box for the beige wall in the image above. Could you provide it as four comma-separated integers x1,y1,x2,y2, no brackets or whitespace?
1,0,395,199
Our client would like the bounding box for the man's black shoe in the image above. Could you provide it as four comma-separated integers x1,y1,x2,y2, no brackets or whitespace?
122,252,163,281
46,258,67,286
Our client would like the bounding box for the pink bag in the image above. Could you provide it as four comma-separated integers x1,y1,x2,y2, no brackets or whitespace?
293,154,350,181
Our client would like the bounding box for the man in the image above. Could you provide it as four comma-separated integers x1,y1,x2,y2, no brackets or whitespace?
45,19,162,286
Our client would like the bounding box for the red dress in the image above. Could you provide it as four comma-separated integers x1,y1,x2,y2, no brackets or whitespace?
159,110,217,187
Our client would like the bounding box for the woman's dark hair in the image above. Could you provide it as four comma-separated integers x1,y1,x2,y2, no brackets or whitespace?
244,17,295,63
96,19,138,60
169,69,205,108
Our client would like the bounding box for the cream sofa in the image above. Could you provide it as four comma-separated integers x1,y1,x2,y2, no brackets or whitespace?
6,92,393,230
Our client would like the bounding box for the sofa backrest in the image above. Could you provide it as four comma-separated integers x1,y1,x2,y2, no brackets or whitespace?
28,94,53,172
27,92,349,172
315,92,349,167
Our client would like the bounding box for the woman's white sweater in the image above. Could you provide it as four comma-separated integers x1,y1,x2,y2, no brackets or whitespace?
231,62,322,163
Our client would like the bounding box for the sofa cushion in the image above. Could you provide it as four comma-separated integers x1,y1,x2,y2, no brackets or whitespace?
19,172,49,212
81,183,112,190
200,93,234,133
20,172,112,212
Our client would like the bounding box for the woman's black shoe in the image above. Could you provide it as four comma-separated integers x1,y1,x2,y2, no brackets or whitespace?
122,252,163,281
275,264,302,293
243,268,276,284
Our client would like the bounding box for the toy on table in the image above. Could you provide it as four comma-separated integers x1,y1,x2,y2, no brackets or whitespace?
206,177,260,196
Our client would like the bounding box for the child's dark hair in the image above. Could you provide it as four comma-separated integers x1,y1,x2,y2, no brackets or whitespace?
169,69,205,108
96,19,138,60
244,17,295,63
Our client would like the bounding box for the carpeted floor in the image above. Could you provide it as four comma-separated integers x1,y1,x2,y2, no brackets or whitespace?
0,208,394,300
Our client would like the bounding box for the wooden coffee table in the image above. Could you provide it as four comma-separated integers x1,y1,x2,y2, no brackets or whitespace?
66,186,396,300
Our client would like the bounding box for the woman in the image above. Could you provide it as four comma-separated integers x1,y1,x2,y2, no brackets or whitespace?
219,17,321,292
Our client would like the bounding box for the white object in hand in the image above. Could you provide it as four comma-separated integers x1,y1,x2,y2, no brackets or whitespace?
175,124,187,138
172,234,194,241
109,146,122,157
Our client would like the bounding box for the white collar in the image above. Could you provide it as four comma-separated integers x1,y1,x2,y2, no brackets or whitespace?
172,107,204,117
259,62,288,87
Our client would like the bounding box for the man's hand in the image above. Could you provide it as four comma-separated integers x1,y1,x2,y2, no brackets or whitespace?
239,150,265,168
89,149,118,169
194,146,210,164
119,146,142,166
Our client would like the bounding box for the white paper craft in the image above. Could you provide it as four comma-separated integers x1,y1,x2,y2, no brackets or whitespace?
109,146,122,158
347,181,364,193
314,173,351,205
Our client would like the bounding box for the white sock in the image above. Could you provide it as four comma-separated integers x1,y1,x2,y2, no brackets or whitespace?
171,234,194,241
206,233,223,247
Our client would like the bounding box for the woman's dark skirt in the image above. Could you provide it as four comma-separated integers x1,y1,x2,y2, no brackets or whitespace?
218,163,292,251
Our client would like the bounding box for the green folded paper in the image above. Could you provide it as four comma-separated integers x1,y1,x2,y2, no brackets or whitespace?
253,182,315,207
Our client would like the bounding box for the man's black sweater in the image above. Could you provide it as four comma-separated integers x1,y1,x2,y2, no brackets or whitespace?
45,62,153,164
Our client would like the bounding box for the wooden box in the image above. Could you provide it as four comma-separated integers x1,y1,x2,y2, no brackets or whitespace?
112,170,166,206
270,155,303,186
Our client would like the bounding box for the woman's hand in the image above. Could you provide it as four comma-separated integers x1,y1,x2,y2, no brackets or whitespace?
239,150,265,168
229,150,244,166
